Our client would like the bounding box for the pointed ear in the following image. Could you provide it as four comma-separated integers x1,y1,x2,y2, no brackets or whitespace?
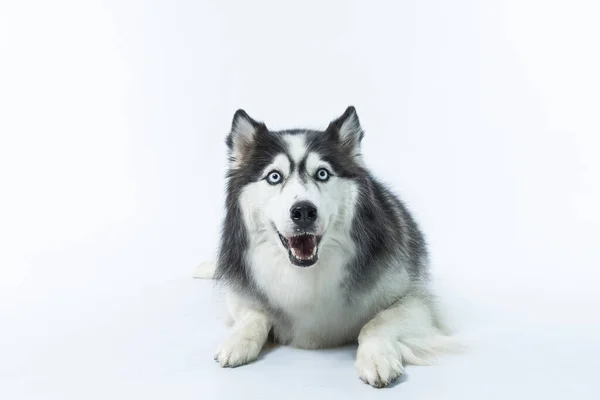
326,106,364,157
226,109,265,167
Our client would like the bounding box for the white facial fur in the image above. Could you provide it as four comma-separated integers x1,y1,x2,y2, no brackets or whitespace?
239,134,355,253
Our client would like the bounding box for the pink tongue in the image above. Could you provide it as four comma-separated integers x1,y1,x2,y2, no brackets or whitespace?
290,236,315,258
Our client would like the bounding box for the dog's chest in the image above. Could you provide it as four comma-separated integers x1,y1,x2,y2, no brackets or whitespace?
248,243,371,348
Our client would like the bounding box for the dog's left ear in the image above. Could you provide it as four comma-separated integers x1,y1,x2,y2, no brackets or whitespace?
326,106,364,157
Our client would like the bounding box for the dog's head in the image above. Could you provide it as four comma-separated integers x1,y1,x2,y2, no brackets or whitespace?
225,106,365,267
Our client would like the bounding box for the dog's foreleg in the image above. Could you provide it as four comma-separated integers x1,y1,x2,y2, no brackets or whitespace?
214,294,271,368
355,295,453,388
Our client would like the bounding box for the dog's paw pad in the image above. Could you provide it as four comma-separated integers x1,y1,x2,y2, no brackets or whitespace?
214,334,263,368
355,340,404,388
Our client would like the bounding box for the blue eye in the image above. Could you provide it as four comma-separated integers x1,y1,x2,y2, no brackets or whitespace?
315,168,330,182
266,170,283,185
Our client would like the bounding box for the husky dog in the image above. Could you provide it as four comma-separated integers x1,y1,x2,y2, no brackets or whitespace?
200,106,459,387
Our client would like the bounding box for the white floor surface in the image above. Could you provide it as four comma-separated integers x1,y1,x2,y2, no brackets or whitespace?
2,227,599,400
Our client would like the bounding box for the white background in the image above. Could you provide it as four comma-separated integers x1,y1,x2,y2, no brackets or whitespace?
1,0,599,399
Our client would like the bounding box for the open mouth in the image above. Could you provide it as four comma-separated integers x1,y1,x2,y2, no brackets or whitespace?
277,232,321,267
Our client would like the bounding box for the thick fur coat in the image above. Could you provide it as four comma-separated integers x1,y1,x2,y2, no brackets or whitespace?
198,107,459,387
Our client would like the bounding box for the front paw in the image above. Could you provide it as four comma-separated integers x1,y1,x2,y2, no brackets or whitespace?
355,339,404,388
214,333,264,368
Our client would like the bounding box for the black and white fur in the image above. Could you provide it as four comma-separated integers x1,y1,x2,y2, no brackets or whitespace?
197,107,459,388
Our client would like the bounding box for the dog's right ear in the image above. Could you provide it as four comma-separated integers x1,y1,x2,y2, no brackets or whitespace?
226,109,265,168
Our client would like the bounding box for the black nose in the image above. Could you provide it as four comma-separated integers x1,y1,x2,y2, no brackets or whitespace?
290,201,318,228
